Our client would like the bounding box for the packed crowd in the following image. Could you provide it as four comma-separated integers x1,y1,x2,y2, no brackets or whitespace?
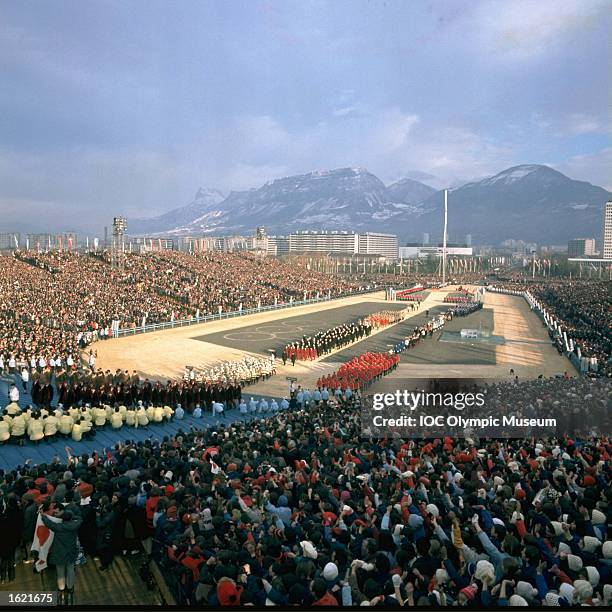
0,250,369,369
0,375,609,607
491,279,611,378
530,281,611,378
317,352,400,392
150,251,362,312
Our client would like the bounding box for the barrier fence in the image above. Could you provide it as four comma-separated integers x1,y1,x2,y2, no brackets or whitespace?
486,286,591,375
113,287,381,338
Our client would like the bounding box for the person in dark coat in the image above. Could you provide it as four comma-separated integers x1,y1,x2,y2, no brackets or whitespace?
96,496,118,571
76,483,97,557
41,508,83,604
21,493,37,563
115,496,146,554
0,495,24,583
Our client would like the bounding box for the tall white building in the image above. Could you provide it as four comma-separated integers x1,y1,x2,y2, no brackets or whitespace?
289,231,358,255
357,232,399,259
604,201,612,259
267,236,290,256
288,230,398,259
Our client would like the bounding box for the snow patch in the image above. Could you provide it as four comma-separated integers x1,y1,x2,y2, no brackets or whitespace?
485,166,539,184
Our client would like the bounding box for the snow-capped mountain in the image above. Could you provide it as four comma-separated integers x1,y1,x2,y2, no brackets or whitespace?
413,165,610,244
129,187,225,235
130,165,611,244
139,168,435,236
386,177,436,206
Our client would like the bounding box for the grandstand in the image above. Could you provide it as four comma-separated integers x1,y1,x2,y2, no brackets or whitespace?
0,249,610,607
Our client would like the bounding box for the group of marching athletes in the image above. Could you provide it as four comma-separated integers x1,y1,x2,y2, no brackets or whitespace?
451,300,483,317
282,321,374,364
390,301,481,354
282,309,408,365
317,351,400,391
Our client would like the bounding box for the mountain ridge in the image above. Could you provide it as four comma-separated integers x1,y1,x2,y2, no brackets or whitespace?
129,165,611,245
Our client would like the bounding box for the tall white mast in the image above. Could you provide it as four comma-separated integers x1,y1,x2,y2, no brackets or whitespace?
442,189,448,284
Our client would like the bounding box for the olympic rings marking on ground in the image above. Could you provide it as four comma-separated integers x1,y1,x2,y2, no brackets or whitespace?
223,322,310,342
223,331,276,341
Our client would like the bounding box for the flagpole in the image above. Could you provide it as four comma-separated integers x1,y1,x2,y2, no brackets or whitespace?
442,189,448,285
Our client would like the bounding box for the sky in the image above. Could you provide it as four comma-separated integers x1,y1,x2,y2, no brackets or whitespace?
1,0,611,233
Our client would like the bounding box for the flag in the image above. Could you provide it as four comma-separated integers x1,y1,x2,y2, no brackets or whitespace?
31,513,61,572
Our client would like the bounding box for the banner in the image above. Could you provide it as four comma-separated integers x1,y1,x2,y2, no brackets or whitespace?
31,513,61,572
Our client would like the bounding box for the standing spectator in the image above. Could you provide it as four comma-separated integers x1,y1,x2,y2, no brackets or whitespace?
8,384,19,404
0,495,24,584
20,367,29,392
40,508,83,605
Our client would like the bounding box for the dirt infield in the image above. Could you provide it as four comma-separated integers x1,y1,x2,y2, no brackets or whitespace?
90,286,573,397
92,291,390,379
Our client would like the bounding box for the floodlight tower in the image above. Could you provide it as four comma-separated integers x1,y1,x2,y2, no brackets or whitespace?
111,216,128,270
442,189,448,285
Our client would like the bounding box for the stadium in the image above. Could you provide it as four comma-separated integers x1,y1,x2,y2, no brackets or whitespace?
0,244,610,608
1,1,611,610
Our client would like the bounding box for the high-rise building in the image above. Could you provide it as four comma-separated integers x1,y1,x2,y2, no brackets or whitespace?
357,232,399,259
466,234,472,247
289,231,358,255
604,201,612,259
567,238,596,258
267,236,289,256
288,231,398,259
422,232,430,245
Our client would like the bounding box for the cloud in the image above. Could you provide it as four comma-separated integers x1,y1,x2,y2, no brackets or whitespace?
332,106,358,117
372,109,420,152
471,0,609,60
532,112,611,137
555,148,612,191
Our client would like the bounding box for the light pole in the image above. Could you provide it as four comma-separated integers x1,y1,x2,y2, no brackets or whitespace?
111,216,128,270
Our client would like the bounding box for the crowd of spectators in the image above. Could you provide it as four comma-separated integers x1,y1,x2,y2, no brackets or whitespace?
529,281,611,378
0,250,370,371
490,279,611,377
0,375,609,607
